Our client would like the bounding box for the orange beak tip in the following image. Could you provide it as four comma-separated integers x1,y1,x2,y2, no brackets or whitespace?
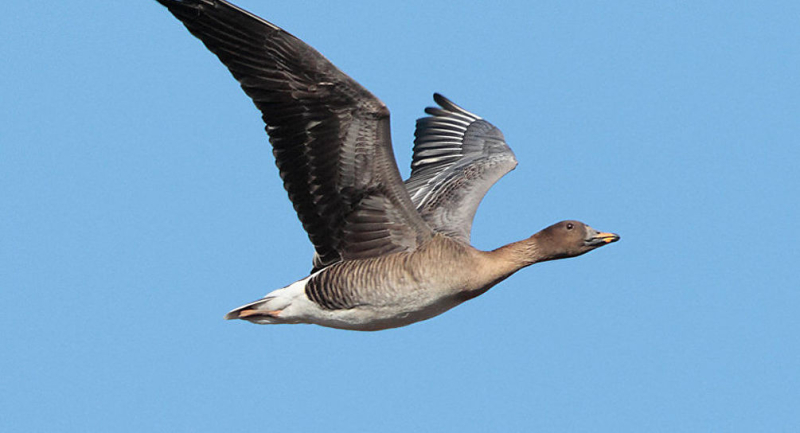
598,232,620,243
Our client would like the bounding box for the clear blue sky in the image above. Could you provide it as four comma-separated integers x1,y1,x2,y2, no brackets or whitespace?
2,1,799,431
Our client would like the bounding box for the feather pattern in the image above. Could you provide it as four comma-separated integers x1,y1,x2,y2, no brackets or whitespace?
405,94,518,242
157,0,620,329
157,0,432,271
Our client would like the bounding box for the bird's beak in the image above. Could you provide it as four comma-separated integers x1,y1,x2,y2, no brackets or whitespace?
586,231,620,247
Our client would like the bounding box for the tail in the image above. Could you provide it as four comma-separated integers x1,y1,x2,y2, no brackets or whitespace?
224,296,287,324
225,274,316,324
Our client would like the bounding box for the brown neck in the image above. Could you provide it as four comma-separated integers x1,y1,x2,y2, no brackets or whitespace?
475,234,549,287
493,234,545,264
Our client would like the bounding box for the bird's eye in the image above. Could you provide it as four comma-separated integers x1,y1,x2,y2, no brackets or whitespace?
566,223,574,230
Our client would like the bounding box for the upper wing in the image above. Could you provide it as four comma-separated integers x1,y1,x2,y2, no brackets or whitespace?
157,0,432,270
404,94,518,243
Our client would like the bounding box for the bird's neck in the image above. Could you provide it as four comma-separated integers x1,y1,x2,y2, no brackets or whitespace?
466,235,543,290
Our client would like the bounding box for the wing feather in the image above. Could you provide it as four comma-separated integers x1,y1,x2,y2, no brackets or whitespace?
405,94,518,242
157,0,432,270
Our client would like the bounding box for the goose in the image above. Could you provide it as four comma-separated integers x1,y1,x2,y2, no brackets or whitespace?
155,0,620,331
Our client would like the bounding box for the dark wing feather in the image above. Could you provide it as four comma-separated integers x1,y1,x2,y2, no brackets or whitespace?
404,94,518,242
157,0,431,270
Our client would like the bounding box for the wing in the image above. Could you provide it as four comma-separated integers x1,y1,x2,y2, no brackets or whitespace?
404,94,518,243
157,0,432,271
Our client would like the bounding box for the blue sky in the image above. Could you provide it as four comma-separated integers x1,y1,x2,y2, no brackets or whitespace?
2,1,799,431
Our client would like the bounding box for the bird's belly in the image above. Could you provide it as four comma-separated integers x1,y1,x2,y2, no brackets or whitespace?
307,288,470,331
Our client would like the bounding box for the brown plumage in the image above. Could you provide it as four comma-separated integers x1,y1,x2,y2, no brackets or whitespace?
156,0,619,330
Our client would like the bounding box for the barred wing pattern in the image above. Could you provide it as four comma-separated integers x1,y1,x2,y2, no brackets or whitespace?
157,0,432,271
405,94,518,242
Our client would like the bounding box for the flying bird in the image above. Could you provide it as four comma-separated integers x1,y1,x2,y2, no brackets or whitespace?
155,0,619,331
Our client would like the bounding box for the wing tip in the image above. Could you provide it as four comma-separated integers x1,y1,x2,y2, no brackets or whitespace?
427,92,479,119
155,0,206,21
155,0,198,9
433,92,456,111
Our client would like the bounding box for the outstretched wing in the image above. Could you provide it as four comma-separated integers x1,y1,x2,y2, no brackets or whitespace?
157,0,432,270
404,94,518,243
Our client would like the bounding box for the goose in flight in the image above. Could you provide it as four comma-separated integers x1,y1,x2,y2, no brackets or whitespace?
155,0,619,331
